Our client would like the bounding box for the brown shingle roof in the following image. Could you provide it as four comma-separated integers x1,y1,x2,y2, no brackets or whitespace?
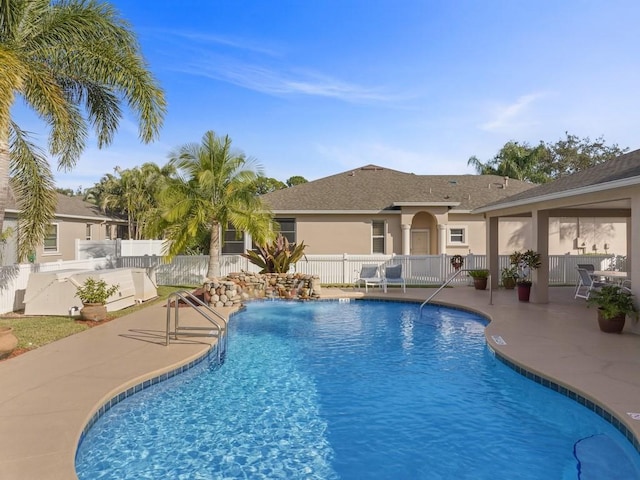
6,190,121,221
477,148,640,211
261,165,534,212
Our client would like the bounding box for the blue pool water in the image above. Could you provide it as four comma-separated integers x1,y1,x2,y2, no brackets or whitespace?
76,300,640,479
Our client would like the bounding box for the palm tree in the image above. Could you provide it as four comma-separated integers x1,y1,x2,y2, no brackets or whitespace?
0,0,166,260
156,130,275,278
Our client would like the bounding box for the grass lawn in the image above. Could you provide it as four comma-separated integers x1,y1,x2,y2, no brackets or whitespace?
0,285,192,355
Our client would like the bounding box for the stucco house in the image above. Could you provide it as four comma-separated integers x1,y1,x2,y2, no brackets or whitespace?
1,191,127,265
235,165,627,258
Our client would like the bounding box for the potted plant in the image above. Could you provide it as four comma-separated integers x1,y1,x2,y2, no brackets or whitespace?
75,278,119,321
0,325,18,359
510,249,541,302
501,266,519,290
587,284,638,333
468,269,489,290
450,254,464,271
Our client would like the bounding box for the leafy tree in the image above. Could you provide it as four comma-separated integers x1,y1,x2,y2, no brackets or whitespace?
539,132,627,180
154,130,275,278
468,133,627,184
86,162,174,239
286,175,308,187
467,141,548,183
252,176,286,195
0,0,166,260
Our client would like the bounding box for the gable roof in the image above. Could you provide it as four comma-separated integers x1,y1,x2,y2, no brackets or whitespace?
475,148,640,213
5,190,124,222
261,165,534,213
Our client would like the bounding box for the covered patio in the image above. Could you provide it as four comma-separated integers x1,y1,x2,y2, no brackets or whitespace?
476,152,640,337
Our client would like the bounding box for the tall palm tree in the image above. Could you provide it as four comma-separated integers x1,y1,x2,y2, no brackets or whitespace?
156,130,275,278
0,0,166,260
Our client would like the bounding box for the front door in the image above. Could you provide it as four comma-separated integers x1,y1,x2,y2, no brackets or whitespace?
411,229,430,255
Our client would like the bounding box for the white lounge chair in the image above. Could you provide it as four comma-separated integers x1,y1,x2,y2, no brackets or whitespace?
575,267,606,300
383,264,406,293
355,264,383,292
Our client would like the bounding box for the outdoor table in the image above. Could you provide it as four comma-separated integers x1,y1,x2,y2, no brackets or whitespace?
592,270,628,284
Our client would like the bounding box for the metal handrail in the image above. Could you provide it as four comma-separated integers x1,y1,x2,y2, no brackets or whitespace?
165,290,228,363
419,269,493,311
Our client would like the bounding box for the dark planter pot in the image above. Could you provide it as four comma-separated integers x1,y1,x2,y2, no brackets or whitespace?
597,309,626,334
502,278,516,290
517,283,531,302
473,277,488,290
80,303,108,321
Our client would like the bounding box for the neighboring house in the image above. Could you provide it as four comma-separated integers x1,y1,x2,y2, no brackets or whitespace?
0,191,128,265
476,149,639,305
229,165,626,257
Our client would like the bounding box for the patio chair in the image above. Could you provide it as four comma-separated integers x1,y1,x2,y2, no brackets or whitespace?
383,264,406,293
574,267,607,300
355,264,383,292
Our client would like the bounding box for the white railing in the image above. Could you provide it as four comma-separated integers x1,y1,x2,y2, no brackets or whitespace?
0,253,623,314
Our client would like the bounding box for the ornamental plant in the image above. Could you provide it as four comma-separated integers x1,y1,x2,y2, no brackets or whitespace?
241,234,307,273
467,269,489,279
587,284,638,320
509,249,541,285
75,278,119,305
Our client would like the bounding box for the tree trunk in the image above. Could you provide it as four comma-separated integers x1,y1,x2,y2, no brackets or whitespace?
207,221,220,279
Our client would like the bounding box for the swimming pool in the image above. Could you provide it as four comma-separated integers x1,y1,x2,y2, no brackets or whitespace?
76,300,640,479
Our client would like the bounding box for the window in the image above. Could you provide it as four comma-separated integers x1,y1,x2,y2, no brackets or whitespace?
448,226,468,246
44,224,59,253
86,224,92,240
372,220,385,254
276,218,296,244
106,224,112,240
222,224,245,254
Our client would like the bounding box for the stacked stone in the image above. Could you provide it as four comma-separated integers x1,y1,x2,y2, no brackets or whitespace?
202,279,245,308
205,272,321,306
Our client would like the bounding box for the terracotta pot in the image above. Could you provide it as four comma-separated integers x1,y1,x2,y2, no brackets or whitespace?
80,303,108,321
473,277,488,290
597,310,625,334
502,278,516,290
517,283,531,302
0,326,18,360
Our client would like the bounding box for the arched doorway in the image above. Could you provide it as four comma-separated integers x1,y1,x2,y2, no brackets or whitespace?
410,212,436,255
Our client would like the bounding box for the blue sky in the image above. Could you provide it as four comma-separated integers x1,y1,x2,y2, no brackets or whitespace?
13,1,640,189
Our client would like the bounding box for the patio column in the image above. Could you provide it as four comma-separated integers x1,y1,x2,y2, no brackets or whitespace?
530,209,549,304
401,224,411,255
486,216,499,289
438,224,447,255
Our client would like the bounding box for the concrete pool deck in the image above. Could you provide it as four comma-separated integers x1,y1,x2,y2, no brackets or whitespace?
0,286,639,479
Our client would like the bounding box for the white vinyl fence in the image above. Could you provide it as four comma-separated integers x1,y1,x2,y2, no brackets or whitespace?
117,253,622,287
0,253,624,314
76,239,166,259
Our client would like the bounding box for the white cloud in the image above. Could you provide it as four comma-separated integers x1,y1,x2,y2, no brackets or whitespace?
480,92,548,132
177,58,395,104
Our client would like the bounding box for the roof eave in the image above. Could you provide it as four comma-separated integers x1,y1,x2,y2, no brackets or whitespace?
391,202,461,207
272,209,402,215
474,176,640,214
